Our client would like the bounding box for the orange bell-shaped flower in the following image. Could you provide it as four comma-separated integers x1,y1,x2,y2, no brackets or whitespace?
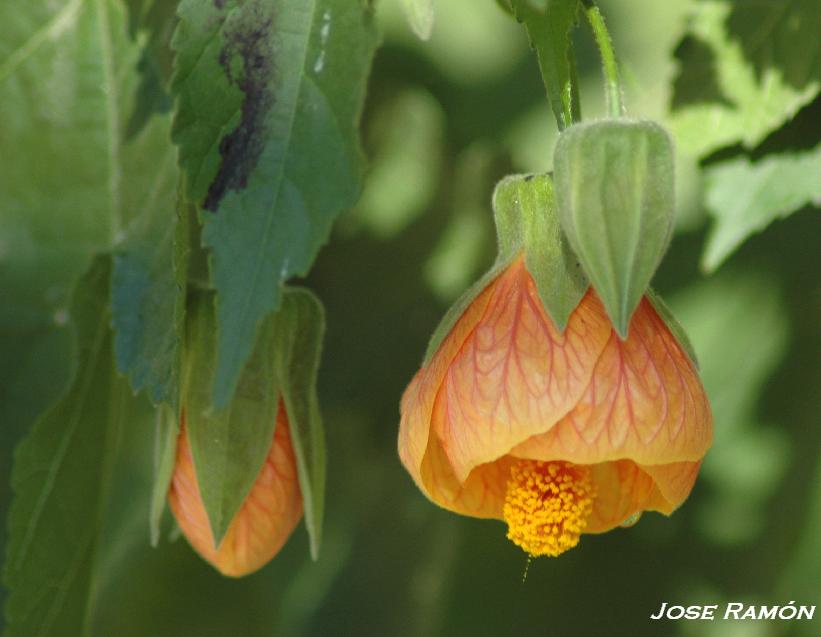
168,403,303,576
398,257,712,557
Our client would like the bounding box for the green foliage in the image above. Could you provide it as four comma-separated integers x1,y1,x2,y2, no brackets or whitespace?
270,288,327,560
149,404,178,547
701,144,821,272
667,0,821,273
399,0,435,40
1,1,819,634
511,0,580,129
171,0,378,409
177,286,326,556
123,0,177,137
181,291,283,545
0,0,139,327
669,0,819,157
111,113,181,404
3,259,126,637
553,119,675,336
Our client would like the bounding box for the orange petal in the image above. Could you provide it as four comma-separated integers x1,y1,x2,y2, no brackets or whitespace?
418,427,513,519
430,259,611,482
586,460,700,532
510,296,712,466
168,404,303,577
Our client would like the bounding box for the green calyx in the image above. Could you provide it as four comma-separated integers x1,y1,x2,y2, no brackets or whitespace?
553,118,675,337
424,173,587,364
179,287,326,559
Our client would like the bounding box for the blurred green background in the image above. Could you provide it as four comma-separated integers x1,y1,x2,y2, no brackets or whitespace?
2,0,819,635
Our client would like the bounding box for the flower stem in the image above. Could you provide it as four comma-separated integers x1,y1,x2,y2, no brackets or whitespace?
582,0,624,118
568,44,582,125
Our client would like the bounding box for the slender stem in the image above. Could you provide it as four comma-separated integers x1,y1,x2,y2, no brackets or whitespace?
582,0,624,118
567,44,582,124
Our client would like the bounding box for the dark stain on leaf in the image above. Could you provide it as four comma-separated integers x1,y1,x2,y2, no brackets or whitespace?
203,1,275,212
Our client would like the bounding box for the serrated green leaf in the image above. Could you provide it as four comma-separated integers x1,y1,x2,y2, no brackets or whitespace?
400,0,435,40
669,0,819,157
511,0,580,130
111,112,181,405
425,173,586,361
0,0,142,329
725,0,820,94
3,258,126,637
553,119,675,337
701,144,821,272
147,196,196,544
272,288,327,560
182,291,282,545
171,0,377,409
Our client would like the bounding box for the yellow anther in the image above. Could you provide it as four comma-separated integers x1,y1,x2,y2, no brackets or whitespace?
503,460,595,557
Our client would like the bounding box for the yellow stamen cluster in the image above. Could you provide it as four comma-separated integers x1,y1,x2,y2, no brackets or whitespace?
503,460,595,557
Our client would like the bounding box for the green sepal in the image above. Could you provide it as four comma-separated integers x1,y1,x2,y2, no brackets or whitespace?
182,291,282,546
495,174,588,330
553,119,675,337
424,173,587,364
270,288,327,560
149,404,179,547
646,288,699,369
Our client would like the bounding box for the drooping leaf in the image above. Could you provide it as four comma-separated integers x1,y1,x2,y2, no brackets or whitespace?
271,288,327,560
701,144,821,272
400,0,435,40
171,0,378,409
669,0,819,157
511,0,580,130
111,112,181,405
181,291,282,545
3,258,127,637
0,0,141,329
